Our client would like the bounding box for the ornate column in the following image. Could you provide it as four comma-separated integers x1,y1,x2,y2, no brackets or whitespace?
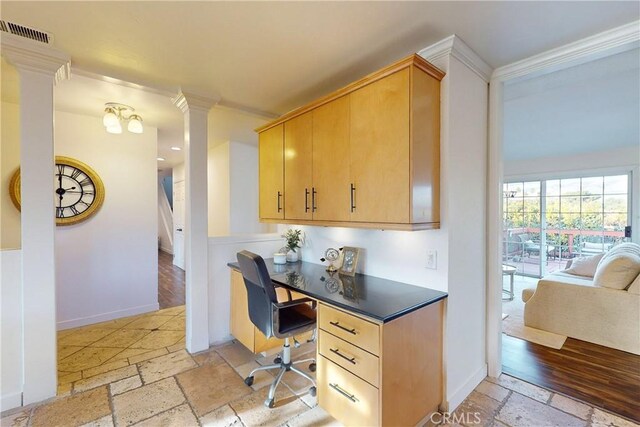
174,92,218,352
1,33,70,404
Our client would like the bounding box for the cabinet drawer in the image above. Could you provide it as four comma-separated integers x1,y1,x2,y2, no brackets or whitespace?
319,304,380,355
319,330,379,387
318,355,379,427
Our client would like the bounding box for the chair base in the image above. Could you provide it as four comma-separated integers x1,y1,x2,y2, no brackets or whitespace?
244,338,316,408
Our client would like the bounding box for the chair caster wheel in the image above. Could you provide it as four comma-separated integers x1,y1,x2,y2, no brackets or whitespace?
265,398,275,408
274,357,282,364
309,386,317,397
309,362,316,372
244,376,254,386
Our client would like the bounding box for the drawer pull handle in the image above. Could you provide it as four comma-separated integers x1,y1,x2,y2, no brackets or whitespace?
329,321,356,335
330,347,356,364
329,383,358,402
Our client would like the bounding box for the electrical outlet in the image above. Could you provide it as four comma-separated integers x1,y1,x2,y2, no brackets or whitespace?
426,250,437,269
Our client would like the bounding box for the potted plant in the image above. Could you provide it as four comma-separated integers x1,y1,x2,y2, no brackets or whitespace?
283,229,303,262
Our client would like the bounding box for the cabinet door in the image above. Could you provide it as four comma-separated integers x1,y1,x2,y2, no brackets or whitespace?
230,270,255,351
350,69,410,223
284,112,313,220
312,96,351,221
259,124,284,220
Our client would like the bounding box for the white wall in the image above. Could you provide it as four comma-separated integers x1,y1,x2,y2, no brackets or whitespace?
208,143,231,235
1,101,21,250
55,111,159,329
208,234,283,344
1,249,23,410
208,141,273,236
441,55,488,409
504,146,639,178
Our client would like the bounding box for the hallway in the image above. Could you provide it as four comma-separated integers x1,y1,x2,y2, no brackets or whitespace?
158,250,185,309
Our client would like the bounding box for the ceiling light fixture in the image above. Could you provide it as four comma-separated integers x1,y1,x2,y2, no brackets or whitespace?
170,146,182,151
103,102,144,134
157,157,165,161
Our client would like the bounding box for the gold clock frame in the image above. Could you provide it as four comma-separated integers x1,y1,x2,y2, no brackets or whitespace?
9,156,105,226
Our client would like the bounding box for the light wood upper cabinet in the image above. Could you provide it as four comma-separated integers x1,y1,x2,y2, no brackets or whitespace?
257,54,443,230
259,124,284,220
350,68,410,223
284,112,313,221
312,96,351,222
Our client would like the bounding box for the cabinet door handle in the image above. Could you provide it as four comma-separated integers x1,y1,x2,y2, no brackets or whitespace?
305,188,310,212
330,347,356,364
350,183,356,212
277,191,282,212
329,321,356,335
329,383,358,402
312,187,317,212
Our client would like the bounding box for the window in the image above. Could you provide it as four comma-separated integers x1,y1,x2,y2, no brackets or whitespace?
503,173,631,278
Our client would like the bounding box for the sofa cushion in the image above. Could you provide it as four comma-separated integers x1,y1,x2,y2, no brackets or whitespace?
593,252,640,290
541,272,595,287
565,253,604,278
627,273,640,295
599,242,640,264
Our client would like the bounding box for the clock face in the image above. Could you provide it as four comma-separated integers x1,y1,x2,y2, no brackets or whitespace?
325,248,340,262
54,163,96,220
9,156,105,226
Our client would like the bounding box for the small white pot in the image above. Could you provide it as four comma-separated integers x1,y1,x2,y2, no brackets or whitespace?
286,250,299,263
273,253,287,265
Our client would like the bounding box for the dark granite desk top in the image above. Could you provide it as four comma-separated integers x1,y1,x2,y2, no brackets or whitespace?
228,259,447,323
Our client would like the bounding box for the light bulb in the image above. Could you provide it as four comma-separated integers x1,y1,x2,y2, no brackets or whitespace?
128,115,143,134
103,108,119,127
106,122,122,134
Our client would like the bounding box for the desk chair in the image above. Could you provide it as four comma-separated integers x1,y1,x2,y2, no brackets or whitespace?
236,250,317,408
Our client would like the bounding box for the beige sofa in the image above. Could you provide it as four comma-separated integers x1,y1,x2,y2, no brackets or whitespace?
522,245,640,355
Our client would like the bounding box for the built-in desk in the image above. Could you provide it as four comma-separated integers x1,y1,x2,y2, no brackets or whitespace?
228,259,447,427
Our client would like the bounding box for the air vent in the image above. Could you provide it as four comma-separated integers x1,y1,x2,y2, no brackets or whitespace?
0,20,53,44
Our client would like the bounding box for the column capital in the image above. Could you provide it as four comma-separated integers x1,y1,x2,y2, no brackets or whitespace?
1,32,70,84
173,91,220,114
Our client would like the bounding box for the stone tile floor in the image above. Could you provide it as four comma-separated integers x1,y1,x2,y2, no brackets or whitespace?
2,307,638,427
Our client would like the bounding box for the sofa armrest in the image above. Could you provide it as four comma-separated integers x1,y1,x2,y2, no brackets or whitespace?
524,279,640,354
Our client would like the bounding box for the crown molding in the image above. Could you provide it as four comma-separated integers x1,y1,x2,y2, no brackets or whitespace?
492,20,640,82
418,35,493,82
72,67,179,98
216,100,279,120
1,32,70,84
173,91,220,113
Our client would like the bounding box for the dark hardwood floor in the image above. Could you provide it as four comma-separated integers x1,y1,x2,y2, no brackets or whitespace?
158,250,185,309
502,334,640,422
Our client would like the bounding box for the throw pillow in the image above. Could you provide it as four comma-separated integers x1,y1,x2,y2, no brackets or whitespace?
593,253,640,290
565,253,604,278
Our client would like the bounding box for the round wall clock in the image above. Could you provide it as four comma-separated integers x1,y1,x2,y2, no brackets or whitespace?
9,156,105,226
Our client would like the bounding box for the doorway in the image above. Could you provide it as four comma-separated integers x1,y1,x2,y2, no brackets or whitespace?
488,33,640,423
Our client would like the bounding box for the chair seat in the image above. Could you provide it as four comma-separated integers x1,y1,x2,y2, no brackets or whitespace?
278,303,316,335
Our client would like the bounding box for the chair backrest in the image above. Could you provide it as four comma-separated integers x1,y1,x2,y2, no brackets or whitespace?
236,250,278,338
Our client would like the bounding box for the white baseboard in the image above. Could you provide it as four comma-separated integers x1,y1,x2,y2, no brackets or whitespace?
210,334,234,347
57,303,160,330
1,391,22,413
159,246,173,255
446,363,488,412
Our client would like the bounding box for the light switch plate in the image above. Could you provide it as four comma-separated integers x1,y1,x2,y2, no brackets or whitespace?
426,250,437,269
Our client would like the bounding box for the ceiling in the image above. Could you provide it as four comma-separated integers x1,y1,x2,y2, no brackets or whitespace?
503,48,640,161
2,1,638,116
1,59,267,169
